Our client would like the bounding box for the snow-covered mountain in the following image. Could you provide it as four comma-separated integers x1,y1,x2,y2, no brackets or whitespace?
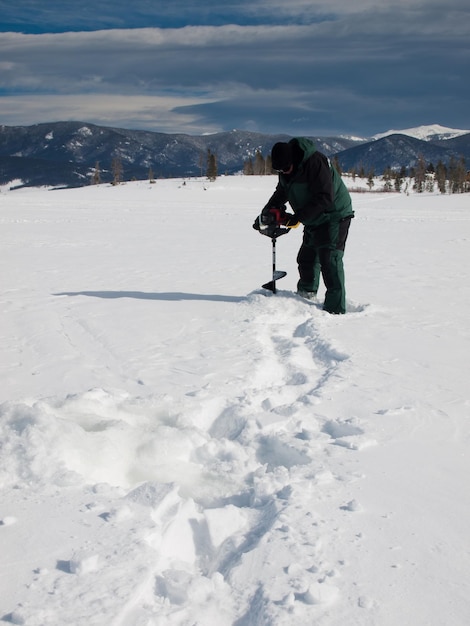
1,122,469,188
0,122,362,188
373,123,470,142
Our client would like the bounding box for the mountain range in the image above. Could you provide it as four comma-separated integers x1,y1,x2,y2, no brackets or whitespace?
1,122,469,188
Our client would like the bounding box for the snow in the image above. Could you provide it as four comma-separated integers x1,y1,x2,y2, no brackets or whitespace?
373,123,470,141
1,176,469,625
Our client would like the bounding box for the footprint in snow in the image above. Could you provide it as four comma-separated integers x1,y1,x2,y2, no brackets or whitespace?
322,419,377,451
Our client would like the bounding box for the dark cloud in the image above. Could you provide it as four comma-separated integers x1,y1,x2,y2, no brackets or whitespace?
0,2,468,136
0,0,334,32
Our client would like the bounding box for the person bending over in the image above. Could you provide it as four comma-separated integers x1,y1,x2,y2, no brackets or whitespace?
254,137,354,314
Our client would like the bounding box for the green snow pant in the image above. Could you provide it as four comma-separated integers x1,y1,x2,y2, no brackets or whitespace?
296,217,351,314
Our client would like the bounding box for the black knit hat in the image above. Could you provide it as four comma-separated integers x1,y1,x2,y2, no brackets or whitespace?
271,142,293,172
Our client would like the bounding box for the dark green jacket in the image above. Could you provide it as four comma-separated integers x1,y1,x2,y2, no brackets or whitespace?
265,137,354,227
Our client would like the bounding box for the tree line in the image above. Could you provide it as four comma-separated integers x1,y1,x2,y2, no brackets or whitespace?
91,149,219,186
90,149,469,194
340,154,469,194
243,151,469,194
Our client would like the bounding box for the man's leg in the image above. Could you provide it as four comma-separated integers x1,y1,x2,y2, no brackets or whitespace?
296,229,320,293
321,248,345,313
317,218,351,314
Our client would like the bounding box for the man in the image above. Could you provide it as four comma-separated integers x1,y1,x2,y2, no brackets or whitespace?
254,137,354,314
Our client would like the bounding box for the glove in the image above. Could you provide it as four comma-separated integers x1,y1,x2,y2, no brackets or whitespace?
283,214,300,228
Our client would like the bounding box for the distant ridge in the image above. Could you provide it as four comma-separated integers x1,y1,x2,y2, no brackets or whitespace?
1,122,469,188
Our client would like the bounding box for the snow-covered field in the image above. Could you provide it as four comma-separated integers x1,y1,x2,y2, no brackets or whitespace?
1,176,469,625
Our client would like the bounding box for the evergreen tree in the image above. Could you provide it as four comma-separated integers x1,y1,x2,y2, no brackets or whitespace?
393,168,403,193
425,172,435,193
413,154,426,193
382,166,393,192
435,160,447,194
206,149,217,181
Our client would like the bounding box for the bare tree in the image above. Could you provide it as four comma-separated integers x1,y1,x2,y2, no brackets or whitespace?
253,150,266,175
91,161,101,185
243,158,254,175
332,155,342,175
111,156,123,185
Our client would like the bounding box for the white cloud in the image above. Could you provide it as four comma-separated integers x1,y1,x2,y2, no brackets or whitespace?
1,24,313,50
0,94,221,134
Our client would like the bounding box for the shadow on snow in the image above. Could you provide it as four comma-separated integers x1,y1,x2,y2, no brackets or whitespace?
53,291,247,303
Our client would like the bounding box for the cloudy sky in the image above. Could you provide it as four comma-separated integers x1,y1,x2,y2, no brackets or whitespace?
1,0,469,137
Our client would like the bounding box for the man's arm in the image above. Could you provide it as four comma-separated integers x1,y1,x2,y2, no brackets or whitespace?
262,181,288,212
296,153,334,225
